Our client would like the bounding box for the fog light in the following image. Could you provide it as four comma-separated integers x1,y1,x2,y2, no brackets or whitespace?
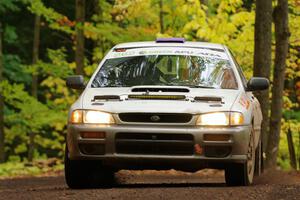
79,144,105,155
203,134,230,141
204,146,231,158
80,132,106,138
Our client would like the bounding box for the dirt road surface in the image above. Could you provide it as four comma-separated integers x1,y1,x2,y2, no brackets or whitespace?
1,169,300,200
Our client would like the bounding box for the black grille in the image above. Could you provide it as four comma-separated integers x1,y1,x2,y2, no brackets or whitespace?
115,133,194,155
119,113,192,123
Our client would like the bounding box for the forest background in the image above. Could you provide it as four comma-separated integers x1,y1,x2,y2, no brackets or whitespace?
0,0,299,176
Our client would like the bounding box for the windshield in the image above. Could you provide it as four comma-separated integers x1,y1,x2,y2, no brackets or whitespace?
91,48,238,89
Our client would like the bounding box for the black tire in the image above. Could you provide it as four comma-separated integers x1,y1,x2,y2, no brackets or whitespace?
254,136,263,176
261,137,264,174
64,146,115,189
225,127,255,186
225,163,249,186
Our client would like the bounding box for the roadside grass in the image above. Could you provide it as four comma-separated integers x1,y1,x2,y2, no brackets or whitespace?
0,159,64,179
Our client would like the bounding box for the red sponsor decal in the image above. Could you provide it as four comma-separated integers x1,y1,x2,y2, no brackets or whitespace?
239,96,250,109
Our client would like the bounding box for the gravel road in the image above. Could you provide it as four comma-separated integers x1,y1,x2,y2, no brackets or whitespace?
1,169,300,200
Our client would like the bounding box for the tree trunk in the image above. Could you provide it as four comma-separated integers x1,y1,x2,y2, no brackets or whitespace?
266,0,289,168
159,0,164,34
286,128,297,169
0,22,5,163
75,0,85,75
253,0,272,153
28,15,41,162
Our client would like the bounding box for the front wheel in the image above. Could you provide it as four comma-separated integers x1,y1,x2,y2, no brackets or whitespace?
64,146,115,189
225,128,255,186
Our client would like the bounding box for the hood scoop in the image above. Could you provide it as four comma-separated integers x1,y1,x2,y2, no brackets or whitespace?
194,96,224,104
131,87,189,93
128,94,186,100
92,95,121,102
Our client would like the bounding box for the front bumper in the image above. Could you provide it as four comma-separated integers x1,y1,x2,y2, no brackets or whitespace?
67,124,251,170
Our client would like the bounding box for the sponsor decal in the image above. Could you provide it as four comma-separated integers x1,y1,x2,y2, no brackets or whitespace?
108,47,229,60
139,50,173,55
111,51,135,57
239,96,250,109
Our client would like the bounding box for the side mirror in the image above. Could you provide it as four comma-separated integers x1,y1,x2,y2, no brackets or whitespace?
66,75,86,89
246,77,269,91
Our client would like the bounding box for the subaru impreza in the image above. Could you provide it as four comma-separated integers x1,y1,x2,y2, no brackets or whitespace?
65,38,269,188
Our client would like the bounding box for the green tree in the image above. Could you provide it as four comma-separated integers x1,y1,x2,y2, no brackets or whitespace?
0,21,4,163
0,0,21,163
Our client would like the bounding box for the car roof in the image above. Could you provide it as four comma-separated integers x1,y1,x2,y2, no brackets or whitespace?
113,41,226,52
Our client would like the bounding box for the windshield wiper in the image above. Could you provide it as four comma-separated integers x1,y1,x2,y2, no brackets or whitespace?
163,83,216,89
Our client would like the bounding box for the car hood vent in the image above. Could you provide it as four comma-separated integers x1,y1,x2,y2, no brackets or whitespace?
131,87,189,93
92,95,120,101
194,96,223,102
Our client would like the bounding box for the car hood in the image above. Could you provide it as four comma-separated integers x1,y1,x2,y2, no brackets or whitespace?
81,87,240,114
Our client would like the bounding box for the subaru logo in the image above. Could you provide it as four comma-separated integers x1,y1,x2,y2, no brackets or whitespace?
150,115,160,122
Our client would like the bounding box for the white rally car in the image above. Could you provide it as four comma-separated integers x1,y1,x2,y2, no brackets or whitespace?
65,38,269,188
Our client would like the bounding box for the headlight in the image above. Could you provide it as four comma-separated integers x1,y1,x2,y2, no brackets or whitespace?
84,110,115,124
196,112,244,126
70,110,115,124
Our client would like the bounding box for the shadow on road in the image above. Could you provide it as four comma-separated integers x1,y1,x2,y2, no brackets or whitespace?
114,182,226,189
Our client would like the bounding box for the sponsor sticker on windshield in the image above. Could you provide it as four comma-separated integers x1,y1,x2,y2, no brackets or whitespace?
108,47,229,60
